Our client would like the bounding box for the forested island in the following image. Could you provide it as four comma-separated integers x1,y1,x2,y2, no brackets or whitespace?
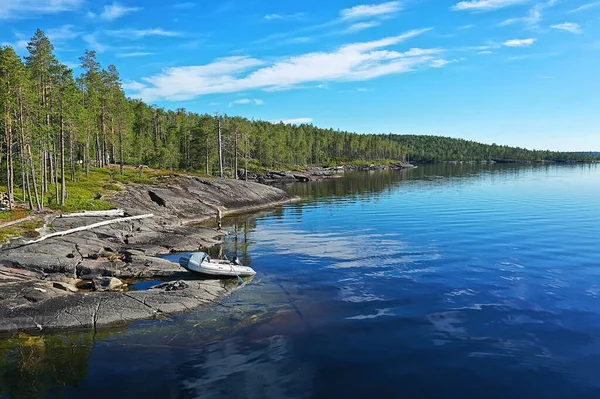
1,29,598,212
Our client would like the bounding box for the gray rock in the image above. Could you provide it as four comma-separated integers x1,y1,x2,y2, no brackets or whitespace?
0,175,297,333
52,281,79,293
93,277,125,292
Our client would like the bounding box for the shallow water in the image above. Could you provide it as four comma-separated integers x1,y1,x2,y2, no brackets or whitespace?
2,163,600,399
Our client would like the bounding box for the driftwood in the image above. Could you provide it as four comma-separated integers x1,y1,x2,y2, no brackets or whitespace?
59,209,126,218
0,215,37,230
24,214,154,245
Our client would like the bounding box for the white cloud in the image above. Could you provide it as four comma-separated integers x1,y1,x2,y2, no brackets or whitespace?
341,1,402,19
497,0,557,28
106,28,180,39
127,29,441,102
98,3,142,21
551,22,583,34
430,59,457,68
344,21,382,33
452,0,528,11
503,38,536,47
1,39,28,51
274,118,313,125
264,13,304,21
115,52,153,58
478,50,493,54
228,98,264,106
0,0,81,19
46,25,80,42
569,1,600,13
458,24,474,30
82,33,109,52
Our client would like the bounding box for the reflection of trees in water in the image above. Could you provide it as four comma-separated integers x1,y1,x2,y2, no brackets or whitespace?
286,163,599,202
221,217,258,266
0,328,125,399
0,333,93,399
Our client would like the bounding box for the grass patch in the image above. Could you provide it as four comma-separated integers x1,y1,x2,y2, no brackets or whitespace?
1,165,217,215
0,209,30,221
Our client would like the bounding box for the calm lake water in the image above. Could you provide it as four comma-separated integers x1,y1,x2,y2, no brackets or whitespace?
2,164,600,399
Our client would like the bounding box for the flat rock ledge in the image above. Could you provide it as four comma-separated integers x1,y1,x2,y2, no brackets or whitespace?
0,175,297,334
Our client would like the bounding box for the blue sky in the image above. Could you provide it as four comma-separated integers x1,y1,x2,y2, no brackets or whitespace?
1,0,599,151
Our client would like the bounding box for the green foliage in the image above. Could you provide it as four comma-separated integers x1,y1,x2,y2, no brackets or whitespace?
389,135,599,163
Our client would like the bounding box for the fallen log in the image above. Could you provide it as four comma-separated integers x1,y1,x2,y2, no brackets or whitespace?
59,209,126,218
24,214,154,245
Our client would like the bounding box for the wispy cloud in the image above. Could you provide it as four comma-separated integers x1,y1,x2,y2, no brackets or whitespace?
228,98,264,107
264,12,305,21
126,29,446,102
106,28,180,39
568,1,600,13
430,59,458,68
274,118,313,125
0,0,82,19
82,32,109,52
115,52,153,58
503,38,536,47
507,51,560,61
92,3,142,21
452,0,528,12
341,1,402,19
498,0,557,28
256,2,402,45
551,22,583,34
1,38,28,51
46,25,80,42
344,21,382,33
458,24,474,30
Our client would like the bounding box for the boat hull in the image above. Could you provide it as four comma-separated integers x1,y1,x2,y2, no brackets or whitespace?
179,253,256,277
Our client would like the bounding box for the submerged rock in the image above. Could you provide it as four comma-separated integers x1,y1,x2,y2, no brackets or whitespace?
150,280,189,291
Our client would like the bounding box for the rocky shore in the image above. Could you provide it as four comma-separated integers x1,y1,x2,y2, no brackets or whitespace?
0,175,297,334
243,162,416,184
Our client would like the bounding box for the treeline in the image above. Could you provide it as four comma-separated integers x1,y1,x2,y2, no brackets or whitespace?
1,29,596,211
0,29,405,210
389,135,599,163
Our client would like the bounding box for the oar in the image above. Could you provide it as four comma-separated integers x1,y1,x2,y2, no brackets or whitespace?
225,255,244,284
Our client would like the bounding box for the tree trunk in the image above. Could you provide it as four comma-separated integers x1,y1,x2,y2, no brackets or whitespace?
69,127,76,182
218,119,224,179
234,129,238,180
60,112,66,206
42,147,47,194
205,134,209,175
119,122,124,175
54,152,59,205
5,115,14,210
25,169,33,210
27,145,42,211
85,130,90,178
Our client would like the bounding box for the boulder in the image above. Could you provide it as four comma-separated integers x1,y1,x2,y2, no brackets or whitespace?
52,281,79,293
93,277,125,292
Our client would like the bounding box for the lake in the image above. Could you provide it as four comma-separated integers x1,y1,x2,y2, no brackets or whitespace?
2,163,600,399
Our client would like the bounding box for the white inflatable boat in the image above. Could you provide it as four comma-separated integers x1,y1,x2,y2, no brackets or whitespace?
179,252,256,278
